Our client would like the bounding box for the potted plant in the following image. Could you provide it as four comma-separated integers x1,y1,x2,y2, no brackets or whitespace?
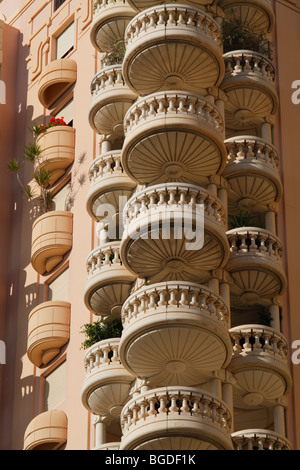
222,17,272,58
102,39,126,67
81,319,123,350
8,117,69,213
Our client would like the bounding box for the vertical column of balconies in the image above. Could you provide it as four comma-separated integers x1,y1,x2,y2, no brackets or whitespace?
82,0,139,449
24,58,77,450
83,0,238,450
219,0,292,449
83,0,293,451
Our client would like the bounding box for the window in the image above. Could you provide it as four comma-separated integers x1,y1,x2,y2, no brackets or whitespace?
56,22,74,59
44,361,66,411
54,0,66,12
48,268,69,302
52,182,72,212
55,99,74,127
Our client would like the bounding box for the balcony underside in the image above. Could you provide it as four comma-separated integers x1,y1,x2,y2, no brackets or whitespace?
122,129,226,186
121,226,229,283
124,41,224,96
219,0,275,34
90,4,137,53
84,268,136,318
82,365,135,416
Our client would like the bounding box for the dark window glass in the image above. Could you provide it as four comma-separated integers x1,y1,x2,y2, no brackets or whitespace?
54,0,66,12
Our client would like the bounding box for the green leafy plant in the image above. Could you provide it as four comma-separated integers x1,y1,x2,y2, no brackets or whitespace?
222,17,272,58
81,319,123,350
8,118,68,214
102,39,126,66
229,212,265,229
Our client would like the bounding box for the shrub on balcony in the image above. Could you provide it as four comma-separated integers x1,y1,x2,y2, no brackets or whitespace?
102,39,126,66
229,212,265,229
222,17,272,58
81,319,123,350
8,118,68,214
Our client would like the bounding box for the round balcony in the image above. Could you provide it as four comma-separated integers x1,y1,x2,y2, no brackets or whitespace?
119,281,232,386
226,227,287,309
86,150,136,222
127,0,216,10
81,338,135,418
229,325,292,408
123,4,224,96
120,183,229,283
232,429,292,450
121,91,226,186
221,50,278,131
84,241,137,317
38,59,77,109
36,126,76,185
223,136,282,216
91,0,137,53
31,211,73,275
120,387,233,450
219,0,275,35
89,65,137,143
24,410,68,450
27,301,70,367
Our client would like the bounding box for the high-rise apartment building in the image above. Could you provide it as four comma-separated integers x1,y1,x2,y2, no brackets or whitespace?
0,0,299,451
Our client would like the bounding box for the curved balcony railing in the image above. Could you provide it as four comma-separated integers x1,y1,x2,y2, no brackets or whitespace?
224,135,282,214
38,59,77,109
27,301,71,367
36,126,75,185
226,227,287,308
91,0,137,53
82,338,135,417
122,91,226,185
221,50,278,130
86,150,136,221
89,65,137,139
232,429,292,450
31,211,73,275
24,410,68,450
120,183,230,282
120,387,233,450
84,241,136,316
119,281,232,386
229,324,292,407
123,4,224,95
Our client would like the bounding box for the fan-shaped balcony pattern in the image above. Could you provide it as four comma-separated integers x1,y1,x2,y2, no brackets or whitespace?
27,301,70,367
120,183,229,283
223,136,282,215
36,126,75,185
31,211,73,275
232,429,292,450
89,65,137,142
226,227,287,308
123,5,224,96
24,410,68,450
84,241,137,317
219,0,275,34
81,338,135,418
86,150,136,221
38,59,77,109
229,325,292,408
119,281,232,386
122,91,226,186
221,51,278,130
120,387,233,450
91,0,137,53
